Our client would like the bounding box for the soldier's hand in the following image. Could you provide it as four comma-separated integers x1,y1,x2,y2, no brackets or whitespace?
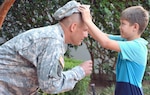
80,60,93,76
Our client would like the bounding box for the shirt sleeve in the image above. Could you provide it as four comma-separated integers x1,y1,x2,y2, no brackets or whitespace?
18,38,85,94
109,35,126,41
117,40,147,65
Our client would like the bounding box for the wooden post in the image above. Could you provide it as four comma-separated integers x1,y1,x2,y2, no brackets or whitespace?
0,0,15,28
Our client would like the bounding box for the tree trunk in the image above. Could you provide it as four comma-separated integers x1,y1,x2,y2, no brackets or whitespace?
0,0,15,28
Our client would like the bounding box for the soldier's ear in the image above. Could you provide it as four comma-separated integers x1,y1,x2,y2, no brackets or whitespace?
70,23,77,32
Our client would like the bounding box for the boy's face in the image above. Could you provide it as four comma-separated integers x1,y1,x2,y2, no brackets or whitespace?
119,19,136,40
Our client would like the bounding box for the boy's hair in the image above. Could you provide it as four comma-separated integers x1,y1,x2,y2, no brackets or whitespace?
120,6,149,34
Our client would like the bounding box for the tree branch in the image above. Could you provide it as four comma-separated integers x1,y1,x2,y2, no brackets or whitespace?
0,0,15,28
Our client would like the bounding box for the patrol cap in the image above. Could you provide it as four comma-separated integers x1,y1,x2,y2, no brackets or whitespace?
53,0,81,21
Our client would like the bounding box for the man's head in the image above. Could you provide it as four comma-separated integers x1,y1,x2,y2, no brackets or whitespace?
120,6,149,34
53,0,88,45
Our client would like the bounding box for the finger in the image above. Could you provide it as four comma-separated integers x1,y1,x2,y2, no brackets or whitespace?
83,5,90,9
80,5,90,8
78,5,87,10
79,5,86,8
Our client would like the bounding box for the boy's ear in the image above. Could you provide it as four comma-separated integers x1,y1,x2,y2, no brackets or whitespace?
134,23,139,32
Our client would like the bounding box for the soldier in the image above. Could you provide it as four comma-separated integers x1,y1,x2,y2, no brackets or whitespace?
0,1,92,95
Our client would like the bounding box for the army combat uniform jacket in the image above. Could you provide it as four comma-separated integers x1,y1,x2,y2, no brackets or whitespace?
0,23,85,95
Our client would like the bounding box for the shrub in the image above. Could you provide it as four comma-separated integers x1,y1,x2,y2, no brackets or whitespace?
98,85,115,95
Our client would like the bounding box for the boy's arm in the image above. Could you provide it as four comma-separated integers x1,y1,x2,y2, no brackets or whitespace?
87,21,120,52
0,0,15,28
79,5,120,52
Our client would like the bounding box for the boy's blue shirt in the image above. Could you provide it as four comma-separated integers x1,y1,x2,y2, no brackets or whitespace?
109,35,148,95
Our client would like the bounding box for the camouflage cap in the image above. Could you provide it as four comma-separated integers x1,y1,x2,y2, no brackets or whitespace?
53,0,81,21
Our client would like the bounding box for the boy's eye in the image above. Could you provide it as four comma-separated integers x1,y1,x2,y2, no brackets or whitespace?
121,22,125,25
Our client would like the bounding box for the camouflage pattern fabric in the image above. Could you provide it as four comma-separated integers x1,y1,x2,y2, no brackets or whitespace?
53,0,80,21
0,23,85,95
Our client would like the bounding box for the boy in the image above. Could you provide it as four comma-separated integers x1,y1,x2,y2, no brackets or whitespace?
79,5,149,95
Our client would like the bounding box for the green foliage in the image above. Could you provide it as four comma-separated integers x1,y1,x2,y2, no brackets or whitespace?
62,58,91,95
62,76,90,95
143,82,150,95
0,1,150,93
143,65,150,81
64,57,83,69
39,57,90,95
1,0,70,40
99,84,115,95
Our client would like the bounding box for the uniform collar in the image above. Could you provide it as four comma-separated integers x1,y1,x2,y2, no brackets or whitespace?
57,23,67,53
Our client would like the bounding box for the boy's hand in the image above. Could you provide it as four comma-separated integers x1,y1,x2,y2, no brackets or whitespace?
78,5,92,24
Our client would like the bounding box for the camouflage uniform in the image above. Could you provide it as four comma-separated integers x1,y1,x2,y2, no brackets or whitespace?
0,23,85,95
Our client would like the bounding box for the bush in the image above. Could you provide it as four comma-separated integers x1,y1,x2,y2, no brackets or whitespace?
39,57,90,95
98,85,115,95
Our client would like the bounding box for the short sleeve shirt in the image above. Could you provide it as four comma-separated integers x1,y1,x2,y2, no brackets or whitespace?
109,35,148,95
